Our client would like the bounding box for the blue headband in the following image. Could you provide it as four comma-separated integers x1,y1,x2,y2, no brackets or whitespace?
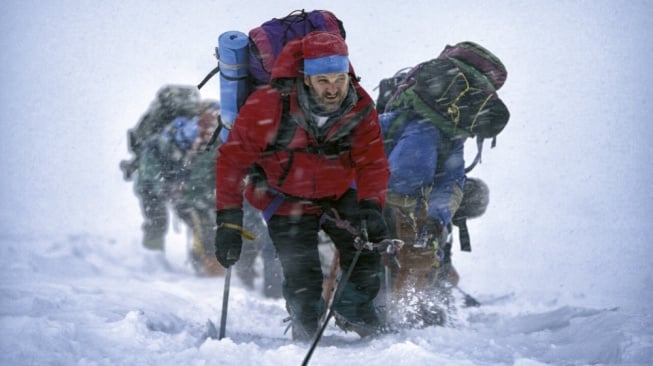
304,55,349,76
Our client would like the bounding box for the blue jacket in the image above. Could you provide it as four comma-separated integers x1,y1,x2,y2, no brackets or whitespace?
380,110,466,227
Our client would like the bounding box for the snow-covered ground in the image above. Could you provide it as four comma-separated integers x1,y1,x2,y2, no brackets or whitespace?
2,232,650,365
1,1,652,365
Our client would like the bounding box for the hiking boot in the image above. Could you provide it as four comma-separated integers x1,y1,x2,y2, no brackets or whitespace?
333,301,385,338
283,313,318,342
142,233,165,251
333,310,381,338
330,278,385,337
283,299,323,342
291,321,317,342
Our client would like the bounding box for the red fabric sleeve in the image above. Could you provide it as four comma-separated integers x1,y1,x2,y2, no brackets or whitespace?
215,87,282,210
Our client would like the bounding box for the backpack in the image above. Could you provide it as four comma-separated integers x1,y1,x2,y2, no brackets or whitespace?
128,85,201,156
378,41,510,172
378,42,508,252
197,9,346,149
121,85,201,180
248,10,345,86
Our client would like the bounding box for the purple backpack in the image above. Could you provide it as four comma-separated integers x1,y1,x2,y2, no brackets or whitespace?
248,9,345,86
438,41,507,90
199,10,346,150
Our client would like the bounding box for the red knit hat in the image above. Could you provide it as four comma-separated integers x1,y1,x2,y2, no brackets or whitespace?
302,31,349,75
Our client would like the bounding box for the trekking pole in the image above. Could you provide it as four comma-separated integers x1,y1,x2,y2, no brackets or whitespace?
218,266,232,340
321,247,340,323
382,239,401,321
384,265,392,320
301,221,368,366
217,228,256,340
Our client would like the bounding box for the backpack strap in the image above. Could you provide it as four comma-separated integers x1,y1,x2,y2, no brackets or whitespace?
265,91,369,156
464,135,498,173
202,115,227,152
271,94,295,186
464,136,484,173
452,216,472,252
197,65,220,90
262,88,369,188
265,94,295,152
386,111,408,141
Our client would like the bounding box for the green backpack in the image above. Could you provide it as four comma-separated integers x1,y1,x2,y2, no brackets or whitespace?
377,42,510,252
381,41,510,172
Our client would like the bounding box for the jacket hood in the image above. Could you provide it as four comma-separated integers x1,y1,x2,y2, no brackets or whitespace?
270,32,356,85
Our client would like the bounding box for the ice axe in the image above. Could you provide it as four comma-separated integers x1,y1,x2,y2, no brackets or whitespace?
218,266,232,339
203,265,232,341
208,227,256,341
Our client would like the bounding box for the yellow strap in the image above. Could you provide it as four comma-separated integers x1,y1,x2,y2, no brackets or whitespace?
219,222,257,240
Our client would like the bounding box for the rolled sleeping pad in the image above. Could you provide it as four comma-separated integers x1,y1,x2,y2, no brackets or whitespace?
218,31,251,141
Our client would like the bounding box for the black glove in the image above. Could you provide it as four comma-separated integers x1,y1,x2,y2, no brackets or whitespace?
215,209,244,268
358,199,388,243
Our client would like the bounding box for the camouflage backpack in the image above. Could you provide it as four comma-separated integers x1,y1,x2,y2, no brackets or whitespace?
121,85,201,180
128,85,201,155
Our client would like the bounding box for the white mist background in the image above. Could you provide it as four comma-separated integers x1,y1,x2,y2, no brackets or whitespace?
1,0,652,352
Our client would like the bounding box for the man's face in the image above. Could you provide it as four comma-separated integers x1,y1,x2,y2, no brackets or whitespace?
304,72,350,112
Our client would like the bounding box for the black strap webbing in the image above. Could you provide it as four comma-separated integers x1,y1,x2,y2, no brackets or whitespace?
203,116,225,152
464,136,484,173
266,94,294,151
197,65,220,90
452,217,472,252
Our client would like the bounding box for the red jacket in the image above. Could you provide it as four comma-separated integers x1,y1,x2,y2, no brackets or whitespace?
216,38,389,216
